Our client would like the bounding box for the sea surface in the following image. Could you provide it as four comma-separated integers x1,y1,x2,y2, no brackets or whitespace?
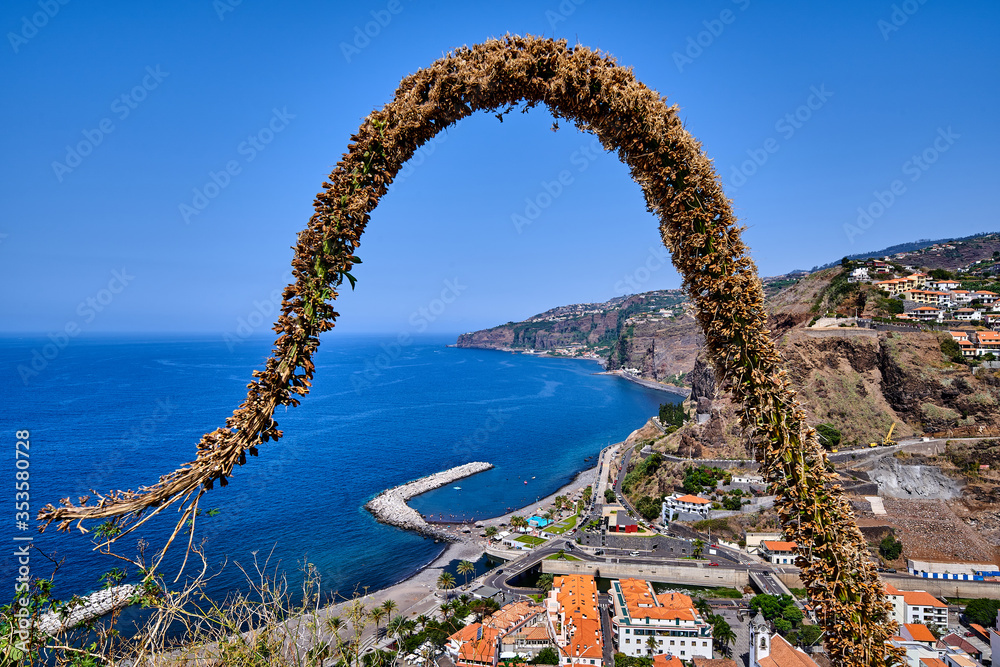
0,334,676,605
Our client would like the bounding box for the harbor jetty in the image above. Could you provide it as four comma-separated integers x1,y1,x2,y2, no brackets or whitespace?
365,462,493,541
37,584,137,635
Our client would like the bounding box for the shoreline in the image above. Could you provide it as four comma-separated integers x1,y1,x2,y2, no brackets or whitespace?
599,369,691,397
448,343,608,369
328,463,600,619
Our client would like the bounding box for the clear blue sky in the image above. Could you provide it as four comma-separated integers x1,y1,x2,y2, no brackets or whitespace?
1,0,997,335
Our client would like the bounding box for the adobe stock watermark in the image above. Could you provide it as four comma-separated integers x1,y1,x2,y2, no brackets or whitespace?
843,126,958,244
51,66,169,183
340,0,404,63
388,133,448,192
511,136,604,234
83,397,177,491
450,408,513,459
878,0,929,41
17,268,135,385
545,0,585,30
213,0,242,21
351,278,468,393
726,84,833,192
672,0,751,73
7,0,70,54
614,245,672,294
222,271,294,351
179,107,295,224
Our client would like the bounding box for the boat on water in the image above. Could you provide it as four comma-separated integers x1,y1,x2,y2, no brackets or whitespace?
453,486,461,490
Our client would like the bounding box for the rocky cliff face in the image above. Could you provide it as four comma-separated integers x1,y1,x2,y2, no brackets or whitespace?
605,316,704,381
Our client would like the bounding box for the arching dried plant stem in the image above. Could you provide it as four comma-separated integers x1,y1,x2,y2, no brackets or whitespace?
38,35,902,665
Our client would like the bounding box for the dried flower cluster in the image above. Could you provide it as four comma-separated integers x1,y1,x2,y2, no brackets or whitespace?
38,35,901,665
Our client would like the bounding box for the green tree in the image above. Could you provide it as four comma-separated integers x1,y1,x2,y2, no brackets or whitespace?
797,623,823,647
879,534,903,561
750,594,794,622
605,488,617,503
381,598,398,617
710,615,736,656
782,604,803,625
437,572,456,596
457,560,476,586
537,573,554,593
692,538,705,559
636,495,661,521
369,606,386,633
533,647,560,664
965,598,1000,626
940,338,965,364
645,635,658,655
485,526,499,540
815,423,841,450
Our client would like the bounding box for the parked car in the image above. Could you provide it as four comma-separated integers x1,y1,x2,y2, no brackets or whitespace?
709,562,719,567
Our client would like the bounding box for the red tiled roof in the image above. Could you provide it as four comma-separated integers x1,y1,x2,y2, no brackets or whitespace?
674,494,710,504
652,655,684,667
757,635,818,667
901,591,946,608
903,623,935,642
762,540,797,551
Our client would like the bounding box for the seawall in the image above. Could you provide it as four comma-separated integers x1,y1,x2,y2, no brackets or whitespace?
365,462,493,542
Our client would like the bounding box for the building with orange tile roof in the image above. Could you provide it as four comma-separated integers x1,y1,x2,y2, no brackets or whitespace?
651,655,684,667
883,585,948,627
918,659,949,667
901,623,936,647
759,541,798,565
693,659,739,667
610,578,712,661
449,601,547,667
547,574,604,666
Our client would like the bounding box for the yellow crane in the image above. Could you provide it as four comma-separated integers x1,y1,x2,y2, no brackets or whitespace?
870,423,896,448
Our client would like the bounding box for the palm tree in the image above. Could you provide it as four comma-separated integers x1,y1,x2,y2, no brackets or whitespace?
415,614,430,631
714,622,737,657
457,560,476,587
386,614,408,646
326,615,344,634
537,573,554,594
369,606,387,634
437,571,457,597
692,538,705,559
484,526,499,540
510,515,528,531
645,635,658,656
693,597,711,618
381,598,398,617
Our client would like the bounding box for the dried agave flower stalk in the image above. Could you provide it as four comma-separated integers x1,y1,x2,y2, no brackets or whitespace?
39,35,902,665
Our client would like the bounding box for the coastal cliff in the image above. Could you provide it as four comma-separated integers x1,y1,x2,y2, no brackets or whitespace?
365,462,493,541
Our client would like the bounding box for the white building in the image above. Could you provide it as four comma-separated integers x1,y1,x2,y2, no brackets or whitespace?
884,584,949,627
907,559,997,580
610,578,712,662
759,540,797,565
661,494,711,522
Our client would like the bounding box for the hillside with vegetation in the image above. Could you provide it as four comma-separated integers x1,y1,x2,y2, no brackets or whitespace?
621,264,1000,506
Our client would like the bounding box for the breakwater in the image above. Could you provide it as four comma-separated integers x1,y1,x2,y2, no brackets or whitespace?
365,462,493,541
37,584,137,635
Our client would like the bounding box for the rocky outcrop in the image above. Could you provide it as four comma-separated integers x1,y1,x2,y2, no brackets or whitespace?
37,584,137,635
365,462,493,541
605,316,704,382
867,458,964,499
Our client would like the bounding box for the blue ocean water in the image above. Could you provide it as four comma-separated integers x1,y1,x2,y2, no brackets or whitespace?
0,334,674,604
